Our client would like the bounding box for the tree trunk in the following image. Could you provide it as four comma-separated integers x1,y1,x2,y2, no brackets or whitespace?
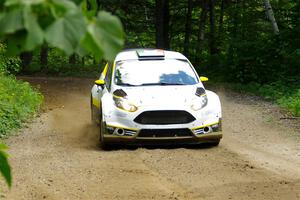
69,54,76,65
215,0,225,53
40,45,48,70
183,0,193,57
86,0,92,10
218,0,225,36
155,0,170,49
196,2,208,64
20,52,33,73
264,0,279,34
209,0,218,55
96,0,101,11
227,0,239,66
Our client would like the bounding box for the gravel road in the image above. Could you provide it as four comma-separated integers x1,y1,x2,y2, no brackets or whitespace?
1,77,299,200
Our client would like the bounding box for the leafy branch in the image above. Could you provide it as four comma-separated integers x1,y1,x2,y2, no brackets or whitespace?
0,0,125,188
0,0,125,61
0,143,11,187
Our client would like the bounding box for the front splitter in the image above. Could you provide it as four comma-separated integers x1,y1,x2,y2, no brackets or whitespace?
103,132,222,145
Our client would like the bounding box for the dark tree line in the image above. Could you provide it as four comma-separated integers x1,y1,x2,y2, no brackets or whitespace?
92,0,299,84
19,0,299,85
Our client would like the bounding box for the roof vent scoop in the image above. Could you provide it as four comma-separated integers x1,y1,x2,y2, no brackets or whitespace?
136,49,165,60
195,87,206,97
113,89,127,98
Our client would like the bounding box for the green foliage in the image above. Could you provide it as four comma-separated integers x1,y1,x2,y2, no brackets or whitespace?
230,78,300,117
278,90,300,116
0,75,43,136
45,10,85,55
0,143,11,187
81,11,124,61
210,0,300,85
0,44,21,74
0,0,125,190
192,0,300,117
0,0,125,61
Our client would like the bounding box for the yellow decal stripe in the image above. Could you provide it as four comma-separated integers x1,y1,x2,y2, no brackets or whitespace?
113,94,123,99
192,122,219,130
106,124,138,131
92,98,100,108
101,63,108,77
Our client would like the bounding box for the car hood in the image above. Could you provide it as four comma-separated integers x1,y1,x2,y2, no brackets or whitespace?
117,85,203,107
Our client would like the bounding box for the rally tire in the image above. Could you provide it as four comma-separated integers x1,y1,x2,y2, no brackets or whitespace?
99,121,107,150
99,115,111,150
210,140,220,147
90,96,94,122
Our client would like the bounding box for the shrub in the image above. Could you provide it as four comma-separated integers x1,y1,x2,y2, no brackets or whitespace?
277,89,300,116
0,44,21,75
0,75,43,136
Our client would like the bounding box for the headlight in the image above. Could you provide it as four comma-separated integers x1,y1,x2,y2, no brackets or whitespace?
114,97,138,112
191,95,208,111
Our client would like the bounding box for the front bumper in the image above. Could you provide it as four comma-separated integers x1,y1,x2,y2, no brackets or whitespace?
102,120,222,145
102,95,222,144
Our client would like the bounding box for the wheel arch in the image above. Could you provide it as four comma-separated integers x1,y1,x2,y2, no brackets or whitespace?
206,90,222,118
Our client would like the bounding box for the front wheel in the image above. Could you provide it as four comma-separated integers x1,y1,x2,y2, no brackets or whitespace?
90,96,94,122
210,140,220,147
99,119,110,150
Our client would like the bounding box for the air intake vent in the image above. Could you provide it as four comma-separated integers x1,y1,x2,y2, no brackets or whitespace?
134,110,196,125
136,50,165,60
138,128,193,138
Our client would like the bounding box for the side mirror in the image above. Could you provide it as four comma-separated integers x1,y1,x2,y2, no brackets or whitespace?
95,79,105,86
200,76,209,82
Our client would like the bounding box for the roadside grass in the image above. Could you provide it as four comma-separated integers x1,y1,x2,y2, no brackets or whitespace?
0,75,43,137
227,80,300,117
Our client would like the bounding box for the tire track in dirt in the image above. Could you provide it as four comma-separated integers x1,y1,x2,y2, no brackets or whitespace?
218,88,300,179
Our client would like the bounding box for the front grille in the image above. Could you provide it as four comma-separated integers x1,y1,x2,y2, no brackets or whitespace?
134,110,196,125
138,128,193,138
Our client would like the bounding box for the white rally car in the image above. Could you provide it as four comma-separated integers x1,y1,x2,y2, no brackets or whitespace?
91,49,222,149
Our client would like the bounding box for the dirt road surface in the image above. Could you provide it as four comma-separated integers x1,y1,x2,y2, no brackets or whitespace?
1,77,300,200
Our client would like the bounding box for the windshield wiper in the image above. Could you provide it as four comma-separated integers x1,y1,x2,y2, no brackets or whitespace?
118,82,186,87
161,82,186,85
117,83,139,87
141,82,185,86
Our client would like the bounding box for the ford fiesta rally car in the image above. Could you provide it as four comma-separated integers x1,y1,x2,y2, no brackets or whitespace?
91,49,222,149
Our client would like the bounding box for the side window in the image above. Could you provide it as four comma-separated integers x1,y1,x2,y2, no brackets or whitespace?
104,62,113,91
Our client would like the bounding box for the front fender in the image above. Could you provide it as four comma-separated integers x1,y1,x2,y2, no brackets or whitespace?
206,90,222,118
101,93,115,122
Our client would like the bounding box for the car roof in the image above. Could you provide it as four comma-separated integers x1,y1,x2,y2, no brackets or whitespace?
115,49,188,62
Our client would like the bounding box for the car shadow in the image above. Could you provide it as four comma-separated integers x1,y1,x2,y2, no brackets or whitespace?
99,143,217,151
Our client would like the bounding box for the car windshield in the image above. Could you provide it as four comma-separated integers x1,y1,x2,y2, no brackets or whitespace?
114,59,198,86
